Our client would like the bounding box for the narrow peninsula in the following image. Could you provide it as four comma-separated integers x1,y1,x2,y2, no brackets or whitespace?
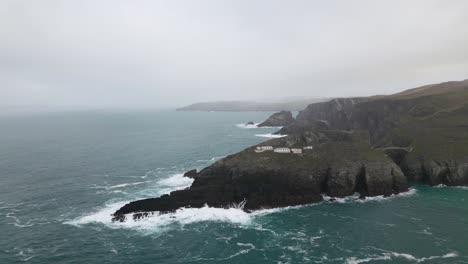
113,79,468,222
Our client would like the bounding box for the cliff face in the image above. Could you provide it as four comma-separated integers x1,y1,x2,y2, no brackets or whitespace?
296,97,368,129
398,155,468,186
113,131,408,221
277,98,369,134
258,111,295,127
113,79,468,221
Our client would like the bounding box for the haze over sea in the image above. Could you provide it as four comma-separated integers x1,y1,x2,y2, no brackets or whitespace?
1,110,467,264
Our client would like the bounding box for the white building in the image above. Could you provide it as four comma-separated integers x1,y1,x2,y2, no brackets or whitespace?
255,146,274,153
303,146,314,150
274,147,291,153
291,148,303,154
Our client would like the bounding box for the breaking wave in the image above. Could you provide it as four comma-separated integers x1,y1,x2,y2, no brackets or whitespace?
65,172,196,232
434,184,468,189
345,250,458,264
66,202,255,233
67,173,417,234
196,243,256,261
102,181,151,190
66,197,318,234
255,133,287,138
236,123,283,129
236,123,259,129
322,188,417,204
155,173,194,195
66,187,418,234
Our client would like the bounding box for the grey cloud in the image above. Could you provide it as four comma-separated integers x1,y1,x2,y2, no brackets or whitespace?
1,0,468,109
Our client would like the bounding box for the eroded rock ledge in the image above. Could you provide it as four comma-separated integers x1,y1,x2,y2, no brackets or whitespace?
112,131,409,222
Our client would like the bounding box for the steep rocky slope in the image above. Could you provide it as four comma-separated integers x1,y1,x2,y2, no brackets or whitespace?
258,111,295,127
113,79,468,221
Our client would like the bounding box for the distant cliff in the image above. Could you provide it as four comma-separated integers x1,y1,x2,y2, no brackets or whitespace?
176,98,328,112
114,79,468,221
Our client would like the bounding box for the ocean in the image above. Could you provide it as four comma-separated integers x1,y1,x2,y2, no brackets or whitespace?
0,110,467,264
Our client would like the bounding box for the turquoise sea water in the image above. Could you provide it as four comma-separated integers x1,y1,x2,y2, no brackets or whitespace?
0,111,467,264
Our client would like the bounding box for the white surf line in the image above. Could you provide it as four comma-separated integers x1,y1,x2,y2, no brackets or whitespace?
434,184,468,189
236,123,260,129
66,173,195,228
236,123,283,129
255,133,287,138
322,188,417,204
68,176,419,233
347,246,459,264
65,188,418,234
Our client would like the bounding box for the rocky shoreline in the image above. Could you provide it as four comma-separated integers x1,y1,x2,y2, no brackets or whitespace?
113,79,468,222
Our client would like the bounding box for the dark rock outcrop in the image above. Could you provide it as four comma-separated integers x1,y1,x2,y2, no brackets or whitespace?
258,111,295,127
183,169,198,179
278,98,368,134
112,131,409,222
113,154,409,222
400,156,468,186
113,79,468,221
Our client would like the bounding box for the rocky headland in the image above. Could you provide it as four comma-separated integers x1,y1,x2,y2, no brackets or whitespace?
176,98,329,112
113,79,468,222
258,110,295,127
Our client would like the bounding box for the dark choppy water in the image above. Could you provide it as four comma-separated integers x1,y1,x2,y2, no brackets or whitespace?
0,111,467,264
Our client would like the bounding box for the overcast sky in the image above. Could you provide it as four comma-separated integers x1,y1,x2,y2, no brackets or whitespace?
1,0,468,109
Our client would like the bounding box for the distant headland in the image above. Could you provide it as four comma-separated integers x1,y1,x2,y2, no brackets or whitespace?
176,98,329,112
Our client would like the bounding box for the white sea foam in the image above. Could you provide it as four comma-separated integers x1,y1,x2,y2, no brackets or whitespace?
249,203,314,217
322,188,417,204
236,123,259,129
13,222,35,228
154,173,194,195
346,251,458,264
68,174,417,233
65,192,294,234
156,173,193,188
67,192,324,234
67,203,253,233
346,255,391,264
434,184,468,189
196,242,256,261
15,248,35,262
106,181,150,190
236,123,283,129
255,133,287,138
90,181,151,191
65,202,126,227
109,190,127,194
67,187,417,234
